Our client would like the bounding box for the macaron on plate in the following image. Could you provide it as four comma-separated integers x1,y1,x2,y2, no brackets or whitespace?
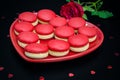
10,19,104,63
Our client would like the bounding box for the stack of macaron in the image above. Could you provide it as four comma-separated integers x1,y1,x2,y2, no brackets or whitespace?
12,8,98,59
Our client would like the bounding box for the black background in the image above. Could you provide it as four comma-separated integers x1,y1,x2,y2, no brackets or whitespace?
0,0,120,80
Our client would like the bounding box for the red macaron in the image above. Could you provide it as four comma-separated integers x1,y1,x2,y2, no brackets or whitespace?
68,17,86,30
37,9,56,23
35,24,54,39
48,39,70,57
18,11,38,26
14,21,34,35
78,26,97,42
17,32,40,48
24,43,49,59
54,26,74,41
68,34,89,52
49,16,67,28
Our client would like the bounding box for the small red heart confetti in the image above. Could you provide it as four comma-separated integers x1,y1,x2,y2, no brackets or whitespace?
39,76,45,80
0,66,4,71
90,70,96,75
8,73,14,78
107,65,112,69
114,52,119,56
68,72,75,77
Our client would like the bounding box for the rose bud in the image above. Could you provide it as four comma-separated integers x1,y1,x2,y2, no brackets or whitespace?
60,0,84,19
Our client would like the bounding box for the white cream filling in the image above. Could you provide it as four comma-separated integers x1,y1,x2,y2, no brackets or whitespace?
55,36,68,41
74,29,78,33
32,19,38,26
14,30,19,35
32,30,36,33
18,19,38,26
70,43,89,52
38,20,48,24
38,33,54,39
89,35,97,42
25,51,48,59
49,50,69,57
18,40,40,48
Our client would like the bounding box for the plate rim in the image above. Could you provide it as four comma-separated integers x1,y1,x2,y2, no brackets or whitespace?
9,19,104,63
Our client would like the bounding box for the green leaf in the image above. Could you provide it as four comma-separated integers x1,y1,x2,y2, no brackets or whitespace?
96,1,103,10
66,0,81,3
91,10,113,19
66,0,70,2
83,6,95,12
91,11,99,16
82,13,88,20
98,10,113,18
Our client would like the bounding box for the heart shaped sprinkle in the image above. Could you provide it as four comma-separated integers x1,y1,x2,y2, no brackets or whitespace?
0,66,4,71
8,73,14,78
107,65,112,69
90,70,96,75
39,76,45,80
68,72,75,77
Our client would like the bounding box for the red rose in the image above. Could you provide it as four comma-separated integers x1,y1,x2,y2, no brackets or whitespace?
60,0,84,19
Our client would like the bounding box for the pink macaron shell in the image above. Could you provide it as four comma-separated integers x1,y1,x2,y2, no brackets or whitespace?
14,22,34,32
37,9,56,22
35,24,54,35
68,34,89,47
49,16,67,28
18,32,39,44
24,43,48,53
68,17,86,29
48,39,70,51
78,27,97,37
55,26,74,38
18,12,37,22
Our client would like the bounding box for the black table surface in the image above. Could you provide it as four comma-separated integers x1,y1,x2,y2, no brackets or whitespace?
0,0,120,80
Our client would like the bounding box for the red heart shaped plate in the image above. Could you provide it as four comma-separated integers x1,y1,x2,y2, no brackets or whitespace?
10,19,104,63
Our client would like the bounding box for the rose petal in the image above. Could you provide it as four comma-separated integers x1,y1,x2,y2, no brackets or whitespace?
60,1,84,19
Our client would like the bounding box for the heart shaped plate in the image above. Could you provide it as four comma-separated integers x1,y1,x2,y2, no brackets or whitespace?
10,19,104,63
